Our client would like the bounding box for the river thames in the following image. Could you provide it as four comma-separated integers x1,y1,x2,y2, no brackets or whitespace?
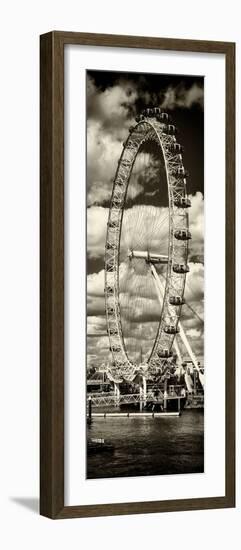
87,409,204,479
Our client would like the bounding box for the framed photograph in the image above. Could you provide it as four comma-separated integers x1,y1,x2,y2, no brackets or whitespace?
40,31,235,519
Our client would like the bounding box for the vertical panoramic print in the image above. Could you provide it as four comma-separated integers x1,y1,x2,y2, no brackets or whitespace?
86,70,204,479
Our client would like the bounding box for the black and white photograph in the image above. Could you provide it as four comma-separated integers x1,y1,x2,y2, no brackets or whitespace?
86,69,204,479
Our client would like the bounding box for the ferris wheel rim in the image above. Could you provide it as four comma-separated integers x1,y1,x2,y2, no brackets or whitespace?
104,112,190,375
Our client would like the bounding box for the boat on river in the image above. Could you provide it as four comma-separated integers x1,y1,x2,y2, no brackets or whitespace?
87,438,114,454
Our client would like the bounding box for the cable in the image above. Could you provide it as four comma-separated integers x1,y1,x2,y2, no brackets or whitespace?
183,302,204,325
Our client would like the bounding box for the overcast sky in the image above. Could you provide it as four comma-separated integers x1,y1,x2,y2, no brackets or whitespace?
86,70,204,368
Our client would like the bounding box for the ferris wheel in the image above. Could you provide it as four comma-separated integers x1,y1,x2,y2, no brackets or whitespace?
104,107,203,385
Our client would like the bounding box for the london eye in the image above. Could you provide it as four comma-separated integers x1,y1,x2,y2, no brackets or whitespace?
104,107,204,387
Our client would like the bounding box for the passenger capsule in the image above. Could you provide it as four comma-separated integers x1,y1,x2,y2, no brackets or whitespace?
173,197,191,208
157,112,169,122
157,349,173,359
174,229,192,241
164,325,179,335
164,124,176,135
169,296,185,306
153,107,161,115
170,143,183,154
173,264,190,274
175,166,189,177
146,108,154,117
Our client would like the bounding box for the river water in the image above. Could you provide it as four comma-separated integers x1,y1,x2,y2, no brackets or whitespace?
87,409,204,479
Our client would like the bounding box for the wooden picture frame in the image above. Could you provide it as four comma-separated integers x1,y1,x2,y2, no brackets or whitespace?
40,31,235,519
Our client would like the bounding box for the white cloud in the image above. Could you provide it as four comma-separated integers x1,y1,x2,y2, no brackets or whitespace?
87,120,123,206
186,328,202,339
87,269,106,317
87,295,105,317
87,207,108,258
185,262,204,303
87,76,137,132
87,76,138,207
188,192,204,262
87,269,105,297
87,316,106,335
162,83,204,110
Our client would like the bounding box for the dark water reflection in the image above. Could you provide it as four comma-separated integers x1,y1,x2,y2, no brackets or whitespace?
87,410,204,479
